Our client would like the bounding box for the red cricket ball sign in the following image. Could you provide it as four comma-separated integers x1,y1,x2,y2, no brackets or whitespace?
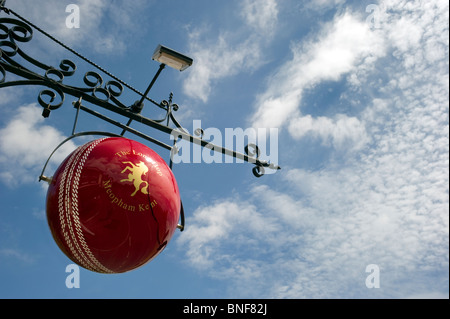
45,137,181,273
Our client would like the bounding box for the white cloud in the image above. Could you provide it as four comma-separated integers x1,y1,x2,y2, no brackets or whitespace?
182,35,262,103
240,0,278,36
6,0,148,55
0,87,18,108
0,104,77,187
177,154,448,298
388,15,422,52
177,199,280,271
305,0,346,10
1,0,447,299
0,248,35,264
249,10,386,150
288,114,369,150
182,0,278,103
177,0,449,298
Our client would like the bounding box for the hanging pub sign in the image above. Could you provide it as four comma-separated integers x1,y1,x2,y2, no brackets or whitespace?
45,137,181,273
1,3,280,273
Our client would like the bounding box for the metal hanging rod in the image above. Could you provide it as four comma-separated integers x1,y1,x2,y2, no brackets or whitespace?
0,3,280,177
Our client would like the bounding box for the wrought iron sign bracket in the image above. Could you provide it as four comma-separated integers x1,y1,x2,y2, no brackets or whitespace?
0,4,280,179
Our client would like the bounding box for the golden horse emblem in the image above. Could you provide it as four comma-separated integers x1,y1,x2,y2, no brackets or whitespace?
120,161,149,196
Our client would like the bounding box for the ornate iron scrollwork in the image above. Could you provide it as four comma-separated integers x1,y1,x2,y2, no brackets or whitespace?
0,5,280,177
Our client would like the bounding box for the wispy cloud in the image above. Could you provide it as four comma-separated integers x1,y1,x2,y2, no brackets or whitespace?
0,248,35,264
6,0,150,55
288,114,369,151
1,0,447,299
0,104,77,187
0,87,18,108
177,0,449,298
177,154,448,298
240,0,278,37
249,10,386,151
182,34,264,103
182,0,278,103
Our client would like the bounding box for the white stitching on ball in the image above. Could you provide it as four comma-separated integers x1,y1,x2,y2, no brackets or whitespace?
71,138,114,273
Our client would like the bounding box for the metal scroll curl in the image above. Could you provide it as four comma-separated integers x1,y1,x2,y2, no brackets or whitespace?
244,143,281,178
82,71,126,108
38,87,64,117
0,17,33,43
59,59,76,76
0,16,130,116
245,143,265,177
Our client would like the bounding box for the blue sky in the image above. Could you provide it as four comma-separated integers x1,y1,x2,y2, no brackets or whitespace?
0,0,448,299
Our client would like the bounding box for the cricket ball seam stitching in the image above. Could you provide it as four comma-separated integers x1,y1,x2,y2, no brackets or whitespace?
71,138,113,273
58,143,96,272
66,141,99,272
